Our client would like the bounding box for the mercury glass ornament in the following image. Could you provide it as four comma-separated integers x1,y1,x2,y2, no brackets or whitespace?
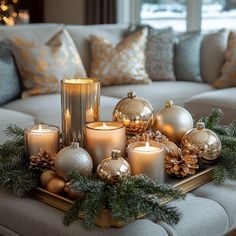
55,142,93,178
113,90,154,135
153,100,193,143
181,120,222,163
96,150,131,182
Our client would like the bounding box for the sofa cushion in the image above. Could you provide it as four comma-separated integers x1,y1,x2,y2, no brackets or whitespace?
0,108,34,144
201,29,228,84
66,24,129,74
193,179,236,231
175,31,203,82
185,87,236,124
0,40,21,105
101,81,214,111
90,28,151,86
214,31,236,88
11,29,87,98
146,27,176,81
160,194,229,236
3,95,120,127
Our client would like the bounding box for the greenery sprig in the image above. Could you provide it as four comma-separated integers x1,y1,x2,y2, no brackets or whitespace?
64,172,185,228
202,108,236,185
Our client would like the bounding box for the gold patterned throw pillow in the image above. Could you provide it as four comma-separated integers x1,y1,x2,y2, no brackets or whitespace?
214,31,236,88
11,29,87,97
90,28,151,86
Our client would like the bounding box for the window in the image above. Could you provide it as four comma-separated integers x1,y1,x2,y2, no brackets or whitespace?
140,0,187,31
202,0,236,30
138,0,236,31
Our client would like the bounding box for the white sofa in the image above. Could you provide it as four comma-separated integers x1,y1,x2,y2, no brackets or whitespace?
0,24,236,236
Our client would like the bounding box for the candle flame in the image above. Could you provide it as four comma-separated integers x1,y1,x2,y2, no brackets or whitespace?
66,109,70,116
103,123,107,129
38,124,42,131
145,142,150,151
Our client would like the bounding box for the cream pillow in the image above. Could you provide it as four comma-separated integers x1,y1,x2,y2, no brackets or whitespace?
214,31,236,88
90,28,151,86
11,29,87,97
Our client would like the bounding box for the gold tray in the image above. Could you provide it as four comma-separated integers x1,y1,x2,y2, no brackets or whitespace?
31,167,214,227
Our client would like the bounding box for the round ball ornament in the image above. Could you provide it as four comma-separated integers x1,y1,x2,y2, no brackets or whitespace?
153,100,193,143
55,142,93,178
181,120,222,163
113,90,154,135
40,170,57,187
96,150,131,182
46,178,66,194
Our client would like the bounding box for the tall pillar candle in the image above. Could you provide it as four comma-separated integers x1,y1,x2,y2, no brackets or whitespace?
127,141,165,183
61,78,100,147
85,122,126,169
25,124,60,156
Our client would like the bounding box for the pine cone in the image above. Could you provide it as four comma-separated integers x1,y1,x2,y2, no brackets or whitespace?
126,130,167,146
165,148,199,177
29,149,56,172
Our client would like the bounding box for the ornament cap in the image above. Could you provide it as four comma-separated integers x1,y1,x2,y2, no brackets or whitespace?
111,150,121,159
71,142,80,149
165,100,174,108
196,120,205,130
127,90,136,98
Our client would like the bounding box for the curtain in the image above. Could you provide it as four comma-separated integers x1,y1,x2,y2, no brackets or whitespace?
85,0,117,25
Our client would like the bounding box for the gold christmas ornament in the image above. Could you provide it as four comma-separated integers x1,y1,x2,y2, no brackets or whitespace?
153,100,194,143
55,142,93,178
181,120,222,163
46,177,66,194
64,182,82,200
96,150,131,182
29,148,56,172
40,170,57,187
113,90,154,135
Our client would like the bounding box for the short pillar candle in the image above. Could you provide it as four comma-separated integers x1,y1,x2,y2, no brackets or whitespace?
25,124,60,156
85,122,126,169
127,141,165,183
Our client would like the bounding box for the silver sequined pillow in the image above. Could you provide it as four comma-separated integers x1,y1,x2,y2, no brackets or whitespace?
146,28,176,81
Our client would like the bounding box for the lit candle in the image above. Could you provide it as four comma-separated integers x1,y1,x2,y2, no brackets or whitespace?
128,141,165,183
85,122,126,169
25,124,60,156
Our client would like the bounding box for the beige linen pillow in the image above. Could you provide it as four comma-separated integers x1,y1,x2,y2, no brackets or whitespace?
214,31,236,88
11,29,87,97
90,28,151,86
201,29,228,84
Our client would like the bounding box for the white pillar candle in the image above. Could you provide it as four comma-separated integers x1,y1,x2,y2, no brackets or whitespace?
25,124,60,156
128,141,165,183
85,122,126,169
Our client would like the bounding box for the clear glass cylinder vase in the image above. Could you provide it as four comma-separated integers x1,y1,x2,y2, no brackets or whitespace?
61,78,100,147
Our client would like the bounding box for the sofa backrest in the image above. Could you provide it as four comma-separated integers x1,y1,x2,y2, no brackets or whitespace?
66,24,129,73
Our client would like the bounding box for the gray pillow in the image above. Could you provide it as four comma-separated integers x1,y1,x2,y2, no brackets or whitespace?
146,27,176,81
174,31,203,82
0,40,21,105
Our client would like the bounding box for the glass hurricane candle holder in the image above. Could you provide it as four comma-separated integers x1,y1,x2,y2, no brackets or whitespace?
61,78,100,147
85,122,126,169
25,124,60,157
127,141,165,183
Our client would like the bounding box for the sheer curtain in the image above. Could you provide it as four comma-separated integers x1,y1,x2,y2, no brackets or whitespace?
85,0,117,24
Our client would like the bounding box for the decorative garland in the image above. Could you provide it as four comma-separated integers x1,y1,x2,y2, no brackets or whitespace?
0,109,236,227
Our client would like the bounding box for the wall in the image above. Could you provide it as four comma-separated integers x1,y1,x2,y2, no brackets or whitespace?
44,0,85,24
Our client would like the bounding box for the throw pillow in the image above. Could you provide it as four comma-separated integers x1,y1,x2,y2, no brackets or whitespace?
201,29,228,84
174,31,203,82
0,40,21,105
11,29,87,97
89,28,151,86
146,27,176,81
214,31,236,88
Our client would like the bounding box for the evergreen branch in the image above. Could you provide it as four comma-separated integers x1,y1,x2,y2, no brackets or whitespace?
64,199,83,226
203,108,224,129
4,124,24,143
